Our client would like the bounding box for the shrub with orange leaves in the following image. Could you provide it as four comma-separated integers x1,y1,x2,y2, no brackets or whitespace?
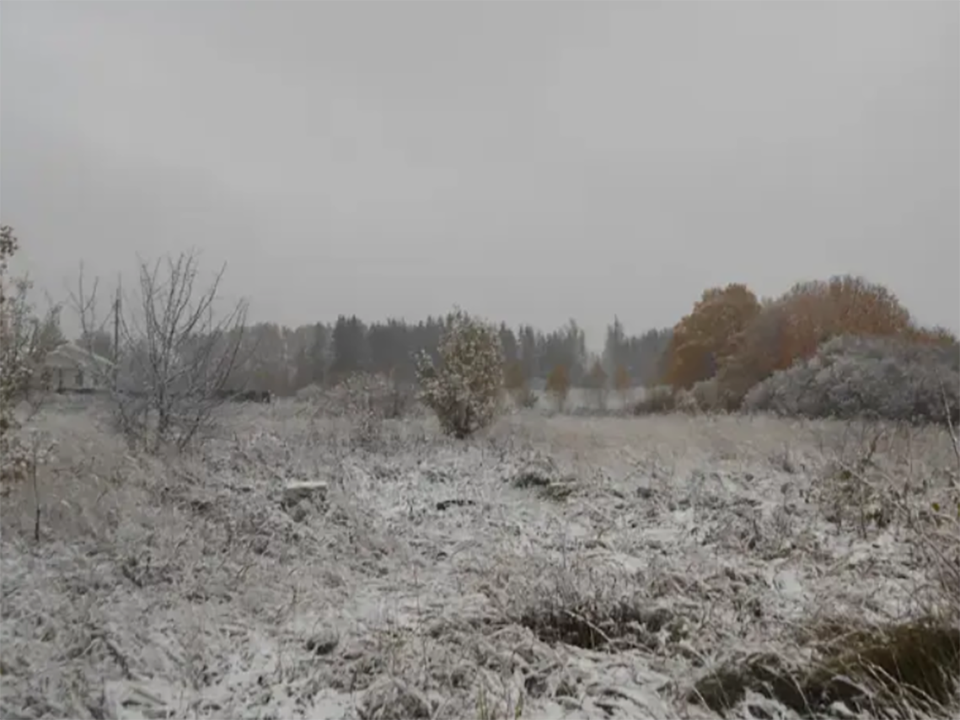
613,364,631,407
661,284,761,390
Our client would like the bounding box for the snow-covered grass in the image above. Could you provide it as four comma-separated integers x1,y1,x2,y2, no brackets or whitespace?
1,397,957,720
525,387,643,414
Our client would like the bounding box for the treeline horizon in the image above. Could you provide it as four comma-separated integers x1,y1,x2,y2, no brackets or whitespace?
78,313,673,397
72,270,956,401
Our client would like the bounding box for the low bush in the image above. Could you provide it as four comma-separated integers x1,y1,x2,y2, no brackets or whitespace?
689,379,722,413
301,374,412,417
743,335,960,425
416,308,503,438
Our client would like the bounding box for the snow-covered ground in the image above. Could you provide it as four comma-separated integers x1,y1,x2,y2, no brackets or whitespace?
1,398,957,719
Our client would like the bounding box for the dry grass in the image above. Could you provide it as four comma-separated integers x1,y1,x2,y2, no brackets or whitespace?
1,396,957,719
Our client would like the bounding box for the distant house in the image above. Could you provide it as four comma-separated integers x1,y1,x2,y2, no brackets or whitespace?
40,342,115,392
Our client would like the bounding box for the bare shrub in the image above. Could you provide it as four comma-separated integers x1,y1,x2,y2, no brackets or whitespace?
372,372,416,421
416,307,503,439
70,251,248,452
326,372,415,450
743,335,960,425
311,373,412,418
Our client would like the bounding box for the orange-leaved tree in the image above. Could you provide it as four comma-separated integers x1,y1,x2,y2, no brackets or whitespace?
503,359,536,408
545,364,570,412
503,359,525,393
775,275,912,364
662,283,761,390
905,325,958,347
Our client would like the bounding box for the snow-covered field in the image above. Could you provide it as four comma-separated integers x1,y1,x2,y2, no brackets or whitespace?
2,398,957,720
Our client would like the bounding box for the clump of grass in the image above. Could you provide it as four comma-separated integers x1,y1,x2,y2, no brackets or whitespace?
690,652,804,716
690,616,960,718
499,541,694,655
518,597,685,652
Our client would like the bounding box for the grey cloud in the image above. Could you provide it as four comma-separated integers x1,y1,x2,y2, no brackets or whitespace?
2,1,957,345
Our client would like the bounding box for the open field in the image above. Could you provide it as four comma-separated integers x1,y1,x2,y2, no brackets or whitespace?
1,398,958,720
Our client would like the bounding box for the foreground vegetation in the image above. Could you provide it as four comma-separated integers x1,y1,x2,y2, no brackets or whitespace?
1,400,957,719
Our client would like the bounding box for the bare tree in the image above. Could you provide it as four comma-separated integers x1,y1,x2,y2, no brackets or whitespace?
71,250,249,452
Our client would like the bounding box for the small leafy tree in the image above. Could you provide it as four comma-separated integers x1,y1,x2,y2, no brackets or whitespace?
1,225,62,484
663,283,761,390
503,359,525,394
503,359,536,408
545,364,570,412
0,225,25,452
415,307,503,439
1,227,63,406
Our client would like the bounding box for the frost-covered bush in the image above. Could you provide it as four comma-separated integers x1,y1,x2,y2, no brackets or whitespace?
303,372,415,449
743,334,960,425
664,379,726,415
690,378,722,413
320,373,413,420
415,308,503,438
674,388,699,414
295,383,325,402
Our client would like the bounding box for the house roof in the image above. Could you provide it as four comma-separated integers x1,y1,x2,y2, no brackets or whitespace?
44,342,116,370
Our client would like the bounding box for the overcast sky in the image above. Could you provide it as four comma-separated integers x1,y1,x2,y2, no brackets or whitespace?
2,1,957,346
